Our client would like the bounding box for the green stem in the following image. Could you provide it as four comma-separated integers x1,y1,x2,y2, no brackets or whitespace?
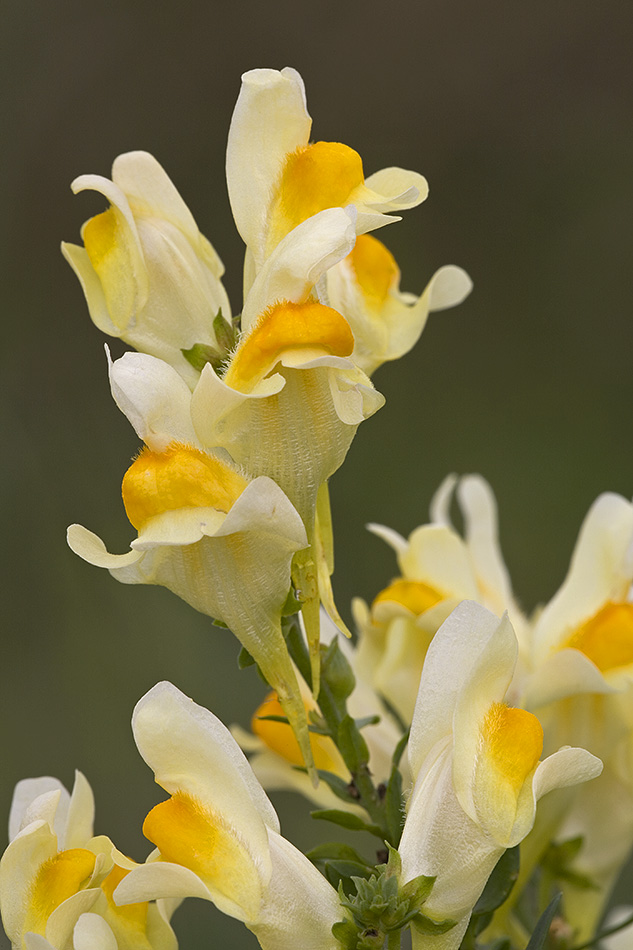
386,929,401,950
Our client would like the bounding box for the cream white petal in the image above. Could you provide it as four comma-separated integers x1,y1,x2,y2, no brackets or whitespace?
45,891,101,950
0,821,57,940
73,914,117,950
108,350,199,451
532,493,633,661
8,778,67,842
251,830,341,950
533,746,603,801
130,507,227,549
524,648,615,709
133,682,280,834
227,67,311,256
366,522,408,555
457,475,514,618
63,771,95,850
362,167,429,211
24,935,55,950
60,243,121,337
399,525,479,600
112,151,201,244
213,476,307,547
114,860,213,904
241,207,357,331
409,602,505,779
67,525,143,570
429,474,458,527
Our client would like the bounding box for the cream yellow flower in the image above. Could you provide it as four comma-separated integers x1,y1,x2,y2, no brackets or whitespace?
398,601,602,950
353,474,525,724
67,351,314,772
113,683,342,950
325,233,472,376
62,151,231,386
226,67,428,286
0,773,177,950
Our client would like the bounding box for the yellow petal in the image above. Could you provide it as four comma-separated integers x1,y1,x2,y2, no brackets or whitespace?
276,142,364,237
26,849,96,934
564,602,633,673
122,442,248,530
101,864,148,931
349,233,399,305
143,792,261,919
224,299,354,394
373,578,443,615
481,703,543,794
252,692,345,775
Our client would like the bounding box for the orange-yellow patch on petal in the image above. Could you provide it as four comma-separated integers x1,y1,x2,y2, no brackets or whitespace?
349,234,399,305
122,442,248,530
481,702,543,793
101,864,148,930
224,300,354,393
27,848,96,933
565,602,633,673
252,692,346,775
83,207,119,271
373,578,443,616
278,142,365,234
143,793,261,919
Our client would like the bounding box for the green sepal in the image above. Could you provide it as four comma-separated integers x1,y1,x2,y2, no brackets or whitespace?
401,873,436,909
281,587,302,617
284,615,312,689
310,808,384,838
338,715,370,772
212,617,230,629
385,843,401,878
525,893,561,950
332,920,359,950
411,912,457,936
181,342,222,372
213,308,235,351
384,764,404,846
237,646,255,668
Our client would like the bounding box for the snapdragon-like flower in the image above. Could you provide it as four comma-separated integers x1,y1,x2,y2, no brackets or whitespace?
190,207,384,684
226,67,428,285
67,351,314,772
520,492,633,938
325,233,472,376
113,682,342,950
0,772,176,950
62,151,231,386
354,475,525,724
398,601,602,950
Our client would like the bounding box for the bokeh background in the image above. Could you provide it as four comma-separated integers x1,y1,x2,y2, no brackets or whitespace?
3,0,633,946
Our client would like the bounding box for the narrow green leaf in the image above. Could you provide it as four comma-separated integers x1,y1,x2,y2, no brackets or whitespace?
311,808,384,838
284,617,312,689
473,846,520,916
338,715,370,772
307,843,373,866
355,715,381,729
525,893,562,950
391,728,410,768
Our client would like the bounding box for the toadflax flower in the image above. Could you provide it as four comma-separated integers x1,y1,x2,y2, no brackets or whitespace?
325,233,472,376
62,150,231,386
0,771,177,950
226,66,428,287
397,600,602,950
189,207,384,685
519,491,633,939
67,351,315,773
112,682,342,950
353,474,526,725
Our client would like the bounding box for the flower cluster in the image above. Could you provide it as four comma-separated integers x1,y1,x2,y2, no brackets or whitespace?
3,65,632,950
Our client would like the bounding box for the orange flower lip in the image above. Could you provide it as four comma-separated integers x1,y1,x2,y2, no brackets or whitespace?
223,299,354,393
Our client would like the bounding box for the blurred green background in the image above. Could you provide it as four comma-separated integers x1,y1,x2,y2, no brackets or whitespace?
2,0,633,946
